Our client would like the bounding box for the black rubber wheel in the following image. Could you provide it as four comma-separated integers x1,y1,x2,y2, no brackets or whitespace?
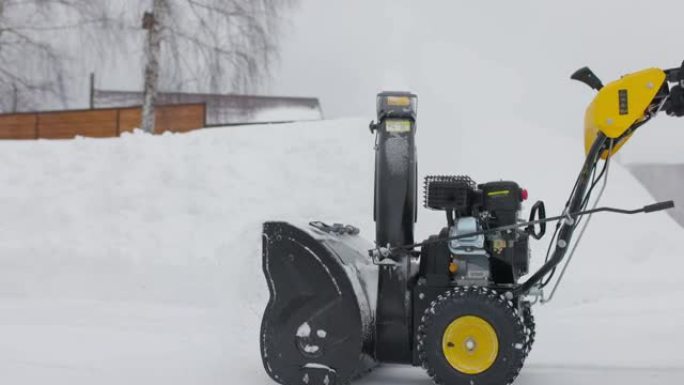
417,287,526,385
520,301,536,357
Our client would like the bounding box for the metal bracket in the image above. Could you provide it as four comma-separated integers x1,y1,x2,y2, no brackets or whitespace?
309,221,360,236
368,246,397,266
525,286,545,305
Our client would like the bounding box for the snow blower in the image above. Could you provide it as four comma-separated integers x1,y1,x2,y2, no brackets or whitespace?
260,62,684,385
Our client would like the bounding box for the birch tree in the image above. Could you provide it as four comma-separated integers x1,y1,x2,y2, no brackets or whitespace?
139,0,293,133
140,0,165,134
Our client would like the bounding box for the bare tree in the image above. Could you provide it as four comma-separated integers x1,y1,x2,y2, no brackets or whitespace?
0,0,107,112
139,0,293,133
140,0,166,134
0,0,293,123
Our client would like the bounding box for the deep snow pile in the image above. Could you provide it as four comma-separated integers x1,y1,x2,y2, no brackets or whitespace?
0,119,682,385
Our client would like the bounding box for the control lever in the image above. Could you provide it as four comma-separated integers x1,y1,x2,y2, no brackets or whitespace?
375,200,675,256
643,200,675,213
571,67,604,91
526,201,547,240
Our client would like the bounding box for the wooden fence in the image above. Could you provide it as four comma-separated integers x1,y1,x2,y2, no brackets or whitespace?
94,90,322,125
0,104,206,140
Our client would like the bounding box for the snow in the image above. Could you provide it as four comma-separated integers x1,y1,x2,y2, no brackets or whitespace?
250,106,322,123
628,164,684,227
0,115,682,385
355,365,684,385
303,363,335,372
297,322,312,338
614,119,684,165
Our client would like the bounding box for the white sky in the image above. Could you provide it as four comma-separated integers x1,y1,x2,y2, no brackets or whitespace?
269,0,684,140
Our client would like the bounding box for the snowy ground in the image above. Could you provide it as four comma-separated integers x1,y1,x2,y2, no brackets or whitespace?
619,116,684,229
628,164,684,227
0,118,683,384
357,365,684,385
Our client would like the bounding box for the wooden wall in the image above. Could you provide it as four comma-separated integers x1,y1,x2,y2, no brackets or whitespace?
0,104,206,140
0,114,38,140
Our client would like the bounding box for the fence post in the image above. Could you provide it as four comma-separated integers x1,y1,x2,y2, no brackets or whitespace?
89,73,95,110
11,84,18,113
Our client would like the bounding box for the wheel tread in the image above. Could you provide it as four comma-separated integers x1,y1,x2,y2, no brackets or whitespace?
416,287,527,385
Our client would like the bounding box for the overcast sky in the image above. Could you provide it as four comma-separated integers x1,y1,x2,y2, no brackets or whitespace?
80,0,684,161
269,0,683,140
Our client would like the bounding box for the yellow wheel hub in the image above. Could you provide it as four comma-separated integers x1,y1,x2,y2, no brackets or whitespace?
442,315,499,374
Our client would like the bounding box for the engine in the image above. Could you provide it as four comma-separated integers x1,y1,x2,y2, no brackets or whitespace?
420,176,530,287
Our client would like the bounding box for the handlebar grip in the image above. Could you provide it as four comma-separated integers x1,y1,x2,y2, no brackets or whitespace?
665,60,684,82
667,69,681,83
643,201,675,213
666,84,684,117
526,200,547,240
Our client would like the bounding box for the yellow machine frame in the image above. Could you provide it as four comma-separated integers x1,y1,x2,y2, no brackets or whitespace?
584,68,667,158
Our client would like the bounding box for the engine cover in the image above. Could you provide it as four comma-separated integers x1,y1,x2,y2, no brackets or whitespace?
448,217,487,257
448,217,490,285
